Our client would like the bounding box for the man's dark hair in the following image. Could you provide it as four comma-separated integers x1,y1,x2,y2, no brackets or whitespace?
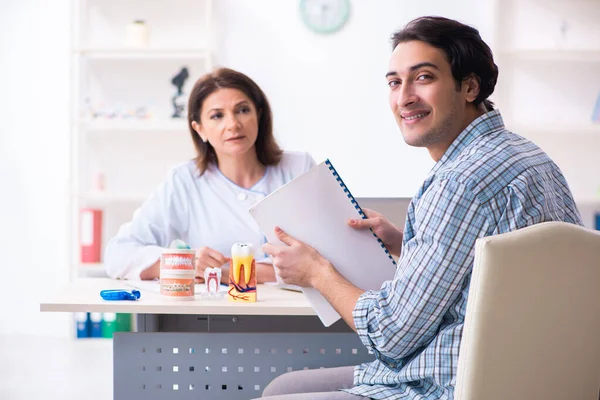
391,16,499,110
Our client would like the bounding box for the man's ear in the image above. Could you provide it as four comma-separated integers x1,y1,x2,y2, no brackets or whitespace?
191,120,207,143
463,74,481,104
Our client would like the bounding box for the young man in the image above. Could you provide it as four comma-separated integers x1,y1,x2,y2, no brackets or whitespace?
258,16,583,400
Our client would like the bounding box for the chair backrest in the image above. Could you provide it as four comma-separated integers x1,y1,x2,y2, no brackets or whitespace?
455,222,600,400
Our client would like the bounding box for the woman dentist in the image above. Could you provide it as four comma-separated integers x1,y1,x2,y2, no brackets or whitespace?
104,68,314,283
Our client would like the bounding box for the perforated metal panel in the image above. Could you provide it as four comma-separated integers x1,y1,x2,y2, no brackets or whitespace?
114,332,374,400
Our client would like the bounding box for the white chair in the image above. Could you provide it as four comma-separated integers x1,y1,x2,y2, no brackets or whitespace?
455,222,600,400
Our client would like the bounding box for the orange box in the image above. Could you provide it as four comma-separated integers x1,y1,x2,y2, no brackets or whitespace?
160,270,195,300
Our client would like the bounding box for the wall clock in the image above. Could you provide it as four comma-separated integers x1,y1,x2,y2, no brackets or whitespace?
299,0,351,34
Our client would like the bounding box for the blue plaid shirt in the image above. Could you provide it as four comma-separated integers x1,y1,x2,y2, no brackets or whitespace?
345,110,582,400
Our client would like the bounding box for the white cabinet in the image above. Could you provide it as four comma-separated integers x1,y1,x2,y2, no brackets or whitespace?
492,0,600,225
70,0,213,276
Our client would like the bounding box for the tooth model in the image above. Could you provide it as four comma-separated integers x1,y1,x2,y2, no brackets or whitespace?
228,243,257,302
203,267,222,295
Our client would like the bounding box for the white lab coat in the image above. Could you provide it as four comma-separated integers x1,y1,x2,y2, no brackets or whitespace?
104,151,315,279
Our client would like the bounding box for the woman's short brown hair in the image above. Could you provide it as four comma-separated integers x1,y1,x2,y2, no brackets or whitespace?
187,67,283,175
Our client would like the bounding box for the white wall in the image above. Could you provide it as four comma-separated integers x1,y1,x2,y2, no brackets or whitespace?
0,0,493,337
1,1,597,338
213,0,494,198
0,0,71,336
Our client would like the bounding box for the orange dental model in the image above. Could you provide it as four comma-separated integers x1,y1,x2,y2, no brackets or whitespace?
159,249,196,300
228,243,257,302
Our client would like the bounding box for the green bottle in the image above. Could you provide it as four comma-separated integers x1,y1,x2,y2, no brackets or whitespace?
115,313,132,332
101,313,117,338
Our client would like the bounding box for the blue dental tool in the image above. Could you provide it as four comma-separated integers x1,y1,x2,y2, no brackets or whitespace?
100,289,141,301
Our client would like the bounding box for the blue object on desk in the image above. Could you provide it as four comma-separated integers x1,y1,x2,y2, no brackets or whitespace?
595,213,600,231
100,289,141,301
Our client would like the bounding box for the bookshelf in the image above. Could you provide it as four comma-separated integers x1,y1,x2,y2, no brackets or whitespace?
510,123,600,135
79,118,188,132
70,0,213,278
75,47,211,60
492,0,600,225
77,192,148,206
500,49,600,62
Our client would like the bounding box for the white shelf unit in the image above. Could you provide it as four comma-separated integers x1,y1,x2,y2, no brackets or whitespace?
510,123,600,136
500,49,600,62
70,0,214,278
79,263,108,278
492,0,600,225
75,48,211,60
79,118,190,133
76,192,148,205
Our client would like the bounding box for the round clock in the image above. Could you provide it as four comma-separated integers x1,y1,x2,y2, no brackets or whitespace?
299,0,351,34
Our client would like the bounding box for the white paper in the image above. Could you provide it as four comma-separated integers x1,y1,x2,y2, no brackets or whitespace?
249,160,397,326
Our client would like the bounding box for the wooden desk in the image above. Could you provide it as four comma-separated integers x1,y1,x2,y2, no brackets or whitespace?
40,278,315,316
41,279,373,400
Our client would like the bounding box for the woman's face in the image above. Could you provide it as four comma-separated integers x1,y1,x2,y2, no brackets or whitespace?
193,88,260,160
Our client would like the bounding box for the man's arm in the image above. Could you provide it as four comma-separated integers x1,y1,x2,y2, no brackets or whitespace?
353,179,491,361
264,179,491,361
310,262,364,331
263,209,402,329
263,227,364,330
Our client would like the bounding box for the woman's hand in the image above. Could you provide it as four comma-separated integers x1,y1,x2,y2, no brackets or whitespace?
194,247,230,282
348,208,404,257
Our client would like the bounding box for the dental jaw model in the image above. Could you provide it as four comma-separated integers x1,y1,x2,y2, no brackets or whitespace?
159,248,196,300
228,243,257,302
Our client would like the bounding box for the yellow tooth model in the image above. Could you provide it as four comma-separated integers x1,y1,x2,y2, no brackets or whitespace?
228,243,257,302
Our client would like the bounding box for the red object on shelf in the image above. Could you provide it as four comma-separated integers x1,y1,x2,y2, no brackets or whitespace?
80,208,102,263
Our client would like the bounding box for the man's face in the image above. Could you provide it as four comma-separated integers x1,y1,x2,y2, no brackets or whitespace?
387,40,472,160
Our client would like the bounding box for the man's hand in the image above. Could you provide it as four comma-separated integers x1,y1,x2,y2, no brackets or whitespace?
262,227,332,288
263,226,365,331
349,208,404,257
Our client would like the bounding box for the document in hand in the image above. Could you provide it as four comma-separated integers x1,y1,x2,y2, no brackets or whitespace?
249,160,397,326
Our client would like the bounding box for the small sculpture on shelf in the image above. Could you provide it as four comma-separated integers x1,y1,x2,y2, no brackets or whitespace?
171,66,189,118
125,20,149,48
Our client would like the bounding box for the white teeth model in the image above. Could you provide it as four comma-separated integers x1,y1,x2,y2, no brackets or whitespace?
231,243,253,257
231,243,254,285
